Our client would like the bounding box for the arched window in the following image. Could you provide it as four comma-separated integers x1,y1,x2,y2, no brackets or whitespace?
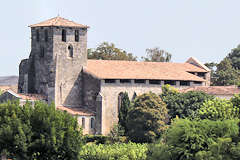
68,45,73,58
44,29,48,42
90,117,94,129
75,30,79,42
82,117,85,129
36,29,40,42
62,29,66,42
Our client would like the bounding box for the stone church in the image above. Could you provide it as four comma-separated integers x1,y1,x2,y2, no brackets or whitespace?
17,16,211,135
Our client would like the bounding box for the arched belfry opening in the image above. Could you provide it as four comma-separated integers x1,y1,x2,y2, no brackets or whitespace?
68,45,73,58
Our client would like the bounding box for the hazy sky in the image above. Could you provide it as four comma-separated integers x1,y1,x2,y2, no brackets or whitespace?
1,0,240,76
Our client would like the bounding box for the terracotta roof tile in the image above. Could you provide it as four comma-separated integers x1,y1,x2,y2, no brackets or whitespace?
56,106,95,116
17,93,47,101
29,16,89,28
180,86,240,95
84,60,207,81
0,85,18,93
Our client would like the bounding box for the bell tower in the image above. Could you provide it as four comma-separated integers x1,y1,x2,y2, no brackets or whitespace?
21,16,89,106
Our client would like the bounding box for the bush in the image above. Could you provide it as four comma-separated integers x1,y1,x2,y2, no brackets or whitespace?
148,119,240,160
79,142,148,160
83,135,110,144
161,86,214,120
127,92,168,143
0,101,83,159
197,98,239,120
231,93,240,110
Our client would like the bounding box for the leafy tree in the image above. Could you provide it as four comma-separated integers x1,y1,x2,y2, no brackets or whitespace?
118,92,130,134
161,85,214,120
197,98,239,120
88,42,137,61
148,119,240,160
213,58,240,86
227,44,240,70
204,62,218,84
126,92,168,143
142,47,172,62
231,93,240,110
0,101,83,160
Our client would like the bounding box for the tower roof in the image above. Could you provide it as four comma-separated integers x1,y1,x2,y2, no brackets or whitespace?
29,16,89,28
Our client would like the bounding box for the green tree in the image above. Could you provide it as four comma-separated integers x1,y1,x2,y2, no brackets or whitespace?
118,92,130,134
0,101,83,160
126,92,168,143
231,93,240,110
88,42,137,61
142,47,172,62
204,62,218,85
227,44,240,70
148,119,240,160
197,98,239,120
161,85,214,120
213,58,240,86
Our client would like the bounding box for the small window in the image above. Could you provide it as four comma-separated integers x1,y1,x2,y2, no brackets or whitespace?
149,80,161,84
62,29,66,42
68,45,73,58
90,118,94,129
36,29,40,42
44,29,48,42
75,30,79,42
40,46,44,58
164,80,176,85
134,79,146,84
180,81,190,86
120,79,131,83
82,117,85,129
105,79,116,83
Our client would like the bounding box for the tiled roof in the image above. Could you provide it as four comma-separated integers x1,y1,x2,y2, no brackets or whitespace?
0,85,18,93
84,60,208,81
17,93,46,101
56,106,95,116
180,86,240,95
29,16,89,28
2,89,46,101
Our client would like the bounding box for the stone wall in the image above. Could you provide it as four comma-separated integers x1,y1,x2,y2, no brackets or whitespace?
54,27,87,107
97,80,193,135
18,59,29,93
27,27,55,100
82,71,101,111
77,116,95,135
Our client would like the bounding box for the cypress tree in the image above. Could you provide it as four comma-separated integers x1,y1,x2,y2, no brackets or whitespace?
118,92,130,134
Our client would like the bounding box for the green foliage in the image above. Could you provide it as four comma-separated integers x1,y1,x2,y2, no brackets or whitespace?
118,92,130,134
127,92,168,143
161,86,214,120
0,101,83,159
79,142,148,160
231,93,240,110
227,44,240,70
142,47,172,62
83,135,110,144
88,42,137,61
108,124,126,143
213,58,240,86
197,98,239,120
148,119,240,160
